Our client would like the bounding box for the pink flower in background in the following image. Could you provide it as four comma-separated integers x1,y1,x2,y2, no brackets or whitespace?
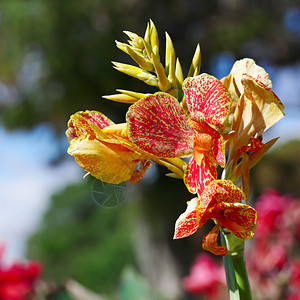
246,242,287,274
288,260,300,298
0,245,42,300
254,189,290,238
182,253,225,299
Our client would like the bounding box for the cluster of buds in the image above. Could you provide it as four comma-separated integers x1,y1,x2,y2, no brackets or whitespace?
104,20,200,103
66,21,284,255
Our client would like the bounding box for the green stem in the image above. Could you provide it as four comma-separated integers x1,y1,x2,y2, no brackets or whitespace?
220,231,252,300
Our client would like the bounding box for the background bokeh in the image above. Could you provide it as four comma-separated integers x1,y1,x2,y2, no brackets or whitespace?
1,0,300,299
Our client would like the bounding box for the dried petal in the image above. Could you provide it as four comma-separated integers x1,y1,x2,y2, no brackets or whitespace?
224,58,272,104
202,225,228,256
129,160,152,183
241,75,285,136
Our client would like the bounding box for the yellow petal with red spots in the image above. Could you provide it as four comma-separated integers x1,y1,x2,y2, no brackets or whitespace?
173,198,200,239
68,136,147,184
202,225,228,256
67,111,155,184
184,156,217,195
127,92,194,158
66,110,114,141
197,180,245,227
213,202,257,241
182,74,232,131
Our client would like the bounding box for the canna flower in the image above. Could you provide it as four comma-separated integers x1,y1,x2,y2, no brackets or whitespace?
173,180,257,255
127,74,232,194
66,110,186,184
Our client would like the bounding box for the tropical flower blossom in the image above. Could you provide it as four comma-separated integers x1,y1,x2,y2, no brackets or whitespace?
66,22,284,258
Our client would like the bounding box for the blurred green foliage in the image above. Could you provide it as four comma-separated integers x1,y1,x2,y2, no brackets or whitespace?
27,178,137,295
253,140,300,198
1,0,299,131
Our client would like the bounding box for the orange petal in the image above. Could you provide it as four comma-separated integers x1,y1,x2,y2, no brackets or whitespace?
202,225,228,256
240,153,251,201
174,198,200,239
190,118,225,167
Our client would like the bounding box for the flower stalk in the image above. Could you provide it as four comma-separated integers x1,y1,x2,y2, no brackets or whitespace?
221,231,252,300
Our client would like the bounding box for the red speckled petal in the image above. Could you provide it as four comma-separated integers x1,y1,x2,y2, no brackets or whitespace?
201,180,245,205
127,92,194,157
212,135,226,167
213,202,257,241
188,115,220,137
238,136,264,152
184,156,217,195
76,110,115,129
202,225,228,256
183,74,232,130
66,110,114,140
174,198,200,239
197,180,246,227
